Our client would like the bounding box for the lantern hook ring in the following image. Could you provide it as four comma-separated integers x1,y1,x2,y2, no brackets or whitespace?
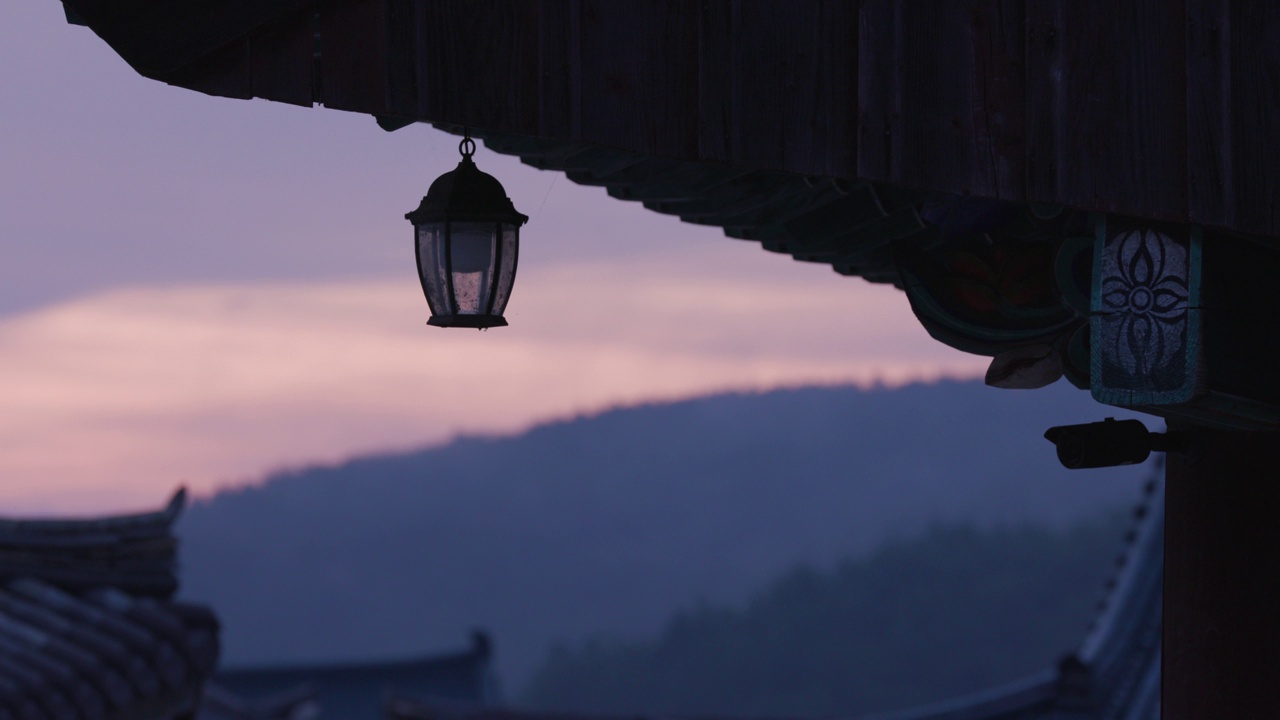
459,129,476,159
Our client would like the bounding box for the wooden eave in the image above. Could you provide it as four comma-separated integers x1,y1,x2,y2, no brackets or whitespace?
61,0,310,79
58,1,1280,429
58,0,1280,242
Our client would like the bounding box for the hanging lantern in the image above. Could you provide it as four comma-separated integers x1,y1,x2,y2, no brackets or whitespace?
406,133,529,328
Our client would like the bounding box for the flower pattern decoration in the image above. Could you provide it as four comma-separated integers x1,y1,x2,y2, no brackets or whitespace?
1098,229,1189,381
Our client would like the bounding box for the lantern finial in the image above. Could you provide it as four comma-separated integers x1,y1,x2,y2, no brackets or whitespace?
459,129,476,160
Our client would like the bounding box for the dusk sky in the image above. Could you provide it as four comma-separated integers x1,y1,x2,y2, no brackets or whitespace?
1,3,988,513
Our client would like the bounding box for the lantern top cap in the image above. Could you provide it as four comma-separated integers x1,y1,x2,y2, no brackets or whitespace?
405,138,529,226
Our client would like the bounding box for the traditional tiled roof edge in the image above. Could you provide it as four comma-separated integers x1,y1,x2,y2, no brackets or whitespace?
211,632,495,720
1067,476,1164,719
217,630,492,682
0,489,220,720
201,681,318,720
0,488,186,599
860,474,1165,720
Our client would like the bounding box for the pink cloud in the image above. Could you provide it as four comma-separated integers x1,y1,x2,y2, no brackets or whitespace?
0,253,984,514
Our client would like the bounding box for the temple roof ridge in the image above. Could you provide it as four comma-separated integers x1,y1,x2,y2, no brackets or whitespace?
0,487,188,600
0,487,185,537
0,489,219,720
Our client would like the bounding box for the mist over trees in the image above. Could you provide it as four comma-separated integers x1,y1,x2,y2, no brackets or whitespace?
522,516,1130,716
177,380,1149,690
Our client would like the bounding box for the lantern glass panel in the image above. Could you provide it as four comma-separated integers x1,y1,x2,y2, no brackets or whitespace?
449,221,497,315
491,225,520,316
416,223,452,315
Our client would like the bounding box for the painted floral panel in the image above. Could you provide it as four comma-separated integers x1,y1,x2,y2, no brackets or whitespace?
1092,225,1200,406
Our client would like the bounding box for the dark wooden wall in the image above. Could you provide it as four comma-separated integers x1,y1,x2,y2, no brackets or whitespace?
83,0,1280,239
1164,427,1280,719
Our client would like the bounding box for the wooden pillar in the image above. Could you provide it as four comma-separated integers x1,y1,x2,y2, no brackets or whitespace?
1163,426,1280,719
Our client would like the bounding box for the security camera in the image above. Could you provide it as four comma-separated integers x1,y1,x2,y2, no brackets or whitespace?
1043,418,1174,469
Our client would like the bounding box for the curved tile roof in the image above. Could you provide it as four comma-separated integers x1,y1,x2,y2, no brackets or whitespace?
209,632,495,720
0,490,219,720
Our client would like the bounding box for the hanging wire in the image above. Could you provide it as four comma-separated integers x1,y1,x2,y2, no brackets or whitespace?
536,174,558,219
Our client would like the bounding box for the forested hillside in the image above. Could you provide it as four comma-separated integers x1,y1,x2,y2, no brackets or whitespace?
178,380,1149,688
523,516,1132,716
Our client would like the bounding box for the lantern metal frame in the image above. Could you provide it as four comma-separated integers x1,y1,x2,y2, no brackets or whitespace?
406,133,529,328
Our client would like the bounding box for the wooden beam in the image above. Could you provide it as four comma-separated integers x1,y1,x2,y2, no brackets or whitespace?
1164,426,1280,718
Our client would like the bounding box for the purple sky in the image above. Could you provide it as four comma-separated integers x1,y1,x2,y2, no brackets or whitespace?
0,3,986,513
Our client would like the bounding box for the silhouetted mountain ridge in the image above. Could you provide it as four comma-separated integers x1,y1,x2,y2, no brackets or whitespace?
178,379,1147,688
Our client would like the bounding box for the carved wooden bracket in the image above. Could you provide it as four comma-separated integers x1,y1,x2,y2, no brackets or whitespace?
898,202,1280,429
895,200,1091,390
